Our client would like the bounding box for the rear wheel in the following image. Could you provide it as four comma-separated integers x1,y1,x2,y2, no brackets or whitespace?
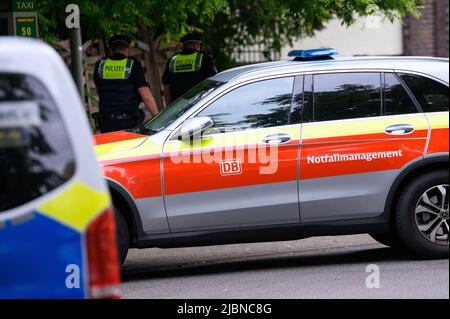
395,171,449,259
114,207,129,265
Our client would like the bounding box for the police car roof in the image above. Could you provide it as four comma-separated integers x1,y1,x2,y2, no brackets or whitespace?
211,56,449,84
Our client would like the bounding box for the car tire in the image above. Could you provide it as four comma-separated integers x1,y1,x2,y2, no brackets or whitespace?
114,207,129,265
395,170,449,260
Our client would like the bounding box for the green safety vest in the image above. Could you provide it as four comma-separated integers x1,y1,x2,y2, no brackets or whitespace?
169,52,204,73
98,58,134,80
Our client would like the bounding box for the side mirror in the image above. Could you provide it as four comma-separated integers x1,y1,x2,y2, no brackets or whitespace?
178,117,214,141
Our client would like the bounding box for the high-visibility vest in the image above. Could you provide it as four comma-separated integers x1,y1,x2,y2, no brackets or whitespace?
96,58,139,113
169,52,204,73
98,58,134,80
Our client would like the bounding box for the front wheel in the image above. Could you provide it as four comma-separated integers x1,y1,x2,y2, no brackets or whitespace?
395,171,449,259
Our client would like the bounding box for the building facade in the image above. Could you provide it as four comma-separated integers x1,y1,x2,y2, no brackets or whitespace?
279,0,449,59
403,0,449,57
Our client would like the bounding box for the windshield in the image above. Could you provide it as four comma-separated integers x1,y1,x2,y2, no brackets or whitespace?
0,73,76,213
137,80,224,134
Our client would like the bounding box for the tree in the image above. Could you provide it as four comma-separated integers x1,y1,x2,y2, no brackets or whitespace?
37,0,420,103
38,0,227,107
39,0,420,60
201,0,421,70
38,0,227,43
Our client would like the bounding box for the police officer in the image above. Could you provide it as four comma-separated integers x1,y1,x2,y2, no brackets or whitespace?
94,35,159,133
162,32,217,104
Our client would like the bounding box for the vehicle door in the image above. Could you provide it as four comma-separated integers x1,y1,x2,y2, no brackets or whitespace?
163,76,303,232
299,72,430,222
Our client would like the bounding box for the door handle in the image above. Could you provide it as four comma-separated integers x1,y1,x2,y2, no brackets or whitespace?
262,133,291,144
385,124,415,135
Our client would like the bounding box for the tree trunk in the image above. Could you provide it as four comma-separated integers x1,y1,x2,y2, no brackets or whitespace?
138,25,164,111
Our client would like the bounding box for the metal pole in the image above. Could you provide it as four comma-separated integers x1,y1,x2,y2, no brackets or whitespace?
69,27,85,100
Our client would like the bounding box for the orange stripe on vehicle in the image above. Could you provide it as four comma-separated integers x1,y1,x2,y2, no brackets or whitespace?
300,139,426,180
94,131,146,145
427,128,449,154
164,143,298,196
102,159,162,199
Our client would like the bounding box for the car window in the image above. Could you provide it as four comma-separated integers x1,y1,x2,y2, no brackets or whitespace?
138,80,223,134
0,74,76,213
302,75,314,123
384,73,419,116
289,76,304,125
198,77,294,134
310,73,382,122
399,73,449,113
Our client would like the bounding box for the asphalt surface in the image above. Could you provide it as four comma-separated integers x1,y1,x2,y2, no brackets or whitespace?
121,235,449,299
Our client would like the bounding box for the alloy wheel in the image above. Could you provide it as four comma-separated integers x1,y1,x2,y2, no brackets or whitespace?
415,184,449,246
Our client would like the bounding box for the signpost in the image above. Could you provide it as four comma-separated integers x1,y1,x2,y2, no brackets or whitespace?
0,0,39,38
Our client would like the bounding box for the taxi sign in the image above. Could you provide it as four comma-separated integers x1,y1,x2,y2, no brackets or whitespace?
0,0,38,38
0,0,36,13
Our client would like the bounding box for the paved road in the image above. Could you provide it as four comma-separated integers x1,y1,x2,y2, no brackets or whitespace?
121,235,449,299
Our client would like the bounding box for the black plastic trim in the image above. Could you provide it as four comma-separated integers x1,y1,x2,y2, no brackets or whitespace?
135,215,389,249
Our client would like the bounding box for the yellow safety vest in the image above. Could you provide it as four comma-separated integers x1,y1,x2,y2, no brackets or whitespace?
98,58,134,80
169,52,204,73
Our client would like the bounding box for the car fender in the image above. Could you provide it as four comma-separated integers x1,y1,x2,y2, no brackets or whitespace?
384,153,449,218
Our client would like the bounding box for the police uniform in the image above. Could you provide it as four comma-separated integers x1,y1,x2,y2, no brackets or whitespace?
94,48,148,133
162,37,217,101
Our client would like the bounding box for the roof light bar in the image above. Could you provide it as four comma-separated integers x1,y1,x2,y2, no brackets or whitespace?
288,48,338,59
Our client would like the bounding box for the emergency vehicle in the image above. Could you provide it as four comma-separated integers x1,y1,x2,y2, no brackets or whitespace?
0,38,121,299
95,48,449,263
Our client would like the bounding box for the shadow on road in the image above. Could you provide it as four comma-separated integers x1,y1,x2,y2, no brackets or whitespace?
122,245,413,283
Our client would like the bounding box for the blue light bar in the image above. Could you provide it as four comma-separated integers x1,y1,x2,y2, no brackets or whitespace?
288,48,338,59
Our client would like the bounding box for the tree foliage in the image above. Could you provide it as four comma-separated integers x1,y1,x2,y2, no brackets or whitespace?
202,0,421,69
38,0,421,68
38,0,227,44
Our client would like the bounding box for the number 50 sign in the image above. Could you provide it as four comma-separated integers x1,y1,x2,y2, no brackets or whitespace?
15,16,37,37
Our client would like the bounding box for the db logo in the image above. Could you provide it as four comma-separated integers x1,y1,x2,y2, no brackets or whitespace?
220,160,242,176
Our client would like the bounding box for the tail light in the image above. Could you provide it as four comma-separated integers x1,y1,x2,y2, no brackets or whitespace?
86,207,121,299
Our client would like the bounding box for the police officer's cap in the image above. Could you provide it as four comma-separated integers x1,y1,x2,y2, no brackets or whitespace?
181,32,202,44
108,35,131,48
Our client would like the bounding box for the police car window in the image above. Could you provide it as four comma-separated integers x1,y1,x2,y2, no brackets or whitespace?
198,77,294,133
384,73,419,116
399,74,449,113
0,74,76,213
139,80,223,134
312,73,382,122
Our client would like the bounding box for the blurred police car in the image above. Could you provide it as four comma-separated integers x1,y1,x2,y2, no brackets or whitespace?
0,38,121,299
